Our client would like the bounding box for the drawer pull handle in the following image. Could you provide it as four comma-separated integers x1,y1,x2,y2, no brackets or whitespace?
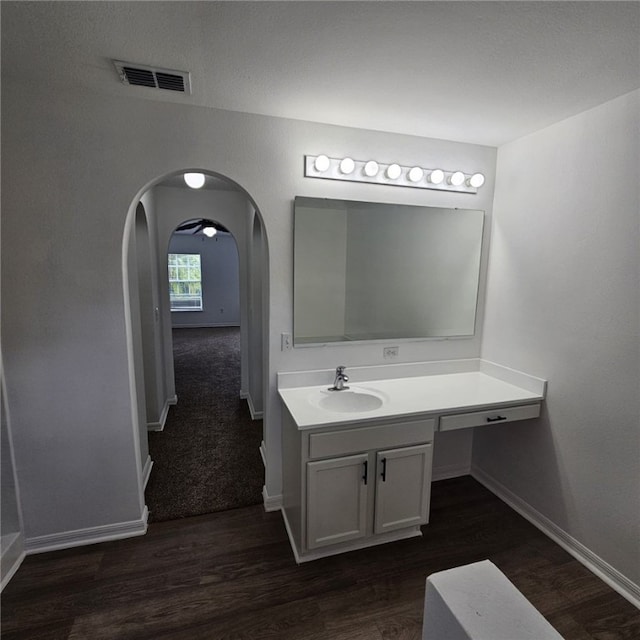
362,460,368,485
381,457,387,482
486,415,507,422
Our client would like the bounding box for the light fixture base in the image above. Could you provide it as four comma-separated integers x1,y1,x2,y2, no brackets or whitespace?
304,155,480,194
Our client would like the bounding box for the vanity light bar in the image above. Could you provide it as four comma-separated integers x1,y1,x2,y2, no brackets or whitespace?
304,155,484,194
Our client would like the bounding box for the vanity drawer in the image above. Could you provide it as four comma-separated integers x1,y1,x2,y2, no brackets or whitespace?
309,419,435,459
439,403,541,432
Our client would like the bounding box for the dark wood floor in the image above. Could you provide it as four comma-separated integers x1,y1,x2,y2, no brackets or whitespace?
2,476,638,639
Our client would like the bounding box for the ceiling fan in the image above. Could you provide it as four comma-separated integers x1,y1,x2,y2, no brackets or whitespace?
175,219,228,237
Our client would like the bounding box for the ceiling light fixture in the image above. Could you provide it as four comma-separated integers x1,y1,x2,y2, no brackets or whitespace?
304,155,484,194
202,226,217,237
184,172,205,189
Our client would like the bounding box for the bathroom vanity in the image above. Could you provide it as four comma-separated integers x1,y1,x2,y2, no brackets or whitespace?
283,199,546,562
278,361,546,563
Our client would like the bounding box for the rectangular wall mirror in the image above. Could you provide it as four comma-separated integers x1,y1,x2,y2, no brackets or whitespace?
294,196,485,345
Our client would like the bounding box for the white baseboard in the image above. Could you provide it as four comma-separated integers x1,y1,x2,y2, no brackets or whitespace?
171,323,239,329
245,393,263,420
281,507,422,564
25,507,149,555
1,532,25,591
147,395,178,432
471,465,640,609
432,463,471,482
142,455,153,489
262,485,282,512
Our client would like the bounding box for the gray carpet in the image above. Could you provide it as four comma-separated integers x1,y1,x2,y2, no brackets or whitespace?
145,327,264,522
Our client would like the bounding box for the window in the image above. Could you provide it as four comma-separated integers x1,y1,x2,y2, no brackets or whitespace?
168,253,203,311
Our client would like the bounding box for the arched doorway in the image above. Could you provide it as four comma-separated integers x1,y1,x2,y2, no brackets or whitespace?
123,169,269,520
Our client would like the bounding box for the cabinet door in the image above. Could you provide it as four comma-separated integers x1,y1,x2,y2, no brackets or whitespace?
374,444,432,535
307,453,369,550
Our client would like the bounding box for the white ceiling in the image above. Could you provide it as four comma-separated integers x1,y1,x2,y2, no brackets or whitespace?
2,1,638,147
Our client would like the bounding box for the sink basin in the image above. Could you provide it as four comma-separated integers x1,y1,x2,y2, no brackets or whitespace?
315,388,385,413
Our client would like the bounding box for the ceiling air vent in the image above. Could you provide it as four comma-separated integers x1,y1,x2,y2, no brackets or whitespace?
113,60,191,94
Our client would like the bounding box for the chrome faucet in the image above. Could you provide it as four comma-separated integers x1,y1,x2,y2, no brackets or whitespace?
329,365,349,391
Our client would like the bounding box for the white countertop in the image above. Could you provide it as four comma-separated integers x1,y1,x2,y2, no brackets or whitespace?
278,371,544,429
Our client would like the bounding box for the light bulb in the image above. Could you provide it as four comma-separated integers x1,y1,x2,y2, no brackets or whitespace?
428,169,444,184
339,157,355,174
468,173,485,188
386,163,402,180
314,154,330,172
408,166,423,183
202,226,217,237
364,160,379,177
449,171,465,186
184,172,205,189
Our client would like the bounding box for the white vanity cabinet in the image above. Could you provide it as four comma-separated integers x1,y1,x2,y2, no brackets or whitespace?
373,444,432,535
281,409,435,562
306,453,369,549
278,364,547,563
307,443,432,549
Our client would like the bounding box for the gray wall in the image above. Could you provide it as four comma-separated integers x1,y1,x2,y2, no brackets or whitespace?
135,189,171,430
1,371,21,539
1,360,25,587
135,203,163,434
476,90,640,585
126,205,150,466
168,232,240,328
248,213,266,417
2,76,496,543
3,72,636,593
